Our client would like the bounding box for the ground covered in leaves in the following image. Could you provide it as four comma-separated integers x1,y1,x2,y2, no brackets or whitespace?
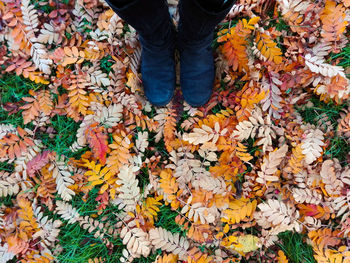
1,0,350,262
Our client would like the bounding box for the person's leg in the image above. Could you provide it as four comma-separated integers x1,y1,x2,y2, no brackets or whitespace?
106,0,129,8
201,0,228,12
177,0,235,107
105,0,177,107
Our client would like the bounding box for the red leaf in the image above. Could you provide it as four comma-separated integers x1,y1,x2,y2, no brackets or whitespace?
49,10,58,18
303,204,319,217
95,191,109,210
26,150,52,177
6,64,16,72
85,123,109,165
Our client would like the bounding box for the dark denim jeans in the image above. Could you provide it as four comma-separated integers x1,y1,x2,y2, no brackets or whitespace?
105,0,235,106
104,0,235,43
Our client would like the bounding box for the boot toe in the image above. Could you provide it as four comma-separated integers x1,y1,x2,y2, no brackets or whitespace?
180,74,214,107
140,37,176,107
141,63,176,106
143,81,175,106
179,46,215,107
182,88,212,107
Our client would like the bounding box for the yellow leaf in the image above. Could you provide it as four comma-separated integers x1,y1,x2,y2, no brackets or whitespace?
274,55,283,64
216,232,224,239
249,16,260,25
20,221,32,227
88,175,102,181
95,164,101,172
241,98,247,108
100,183,108,194
235,235,259,253
104,171,113,181
240,205,247,219
242,19,248,28
136,204,141,214
91,179,104,186
127,211,135,218
224,224,230,233
110,188,116,199
100,166,109,175
277,250,288,263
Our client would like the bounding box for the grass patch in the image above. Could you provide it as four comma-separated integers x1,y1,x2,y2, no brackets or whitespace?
0,74,42,128
274,15,291,32
295,95,350,165
40,114,83,158
0,74,41,104
100,55,114,74
154,205,187,236
0,195,14,207
278,231,316,263
147,131,169,159
296,96,346,129
55,222,116,263
132,252,162,263
0,161,14,173
138,167,151,195
0,106,25,129
324,135,350,166
0,73,84,159
330,44,350,73
46,188,122,263
56,219,161,263
51,188,162,263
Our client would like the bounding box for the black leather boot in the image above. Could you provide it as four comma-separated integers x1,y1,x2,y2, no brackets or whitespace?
105,0,176,107
177,0,235,107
